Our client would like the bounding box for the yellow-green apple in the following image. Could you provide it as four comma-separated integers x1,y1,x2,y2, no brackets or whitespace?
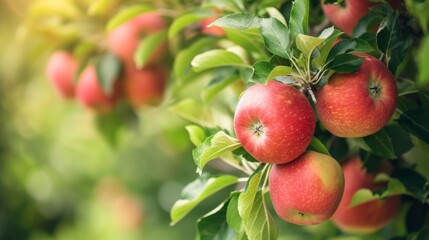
269,151,345,225
233,80,315,164
76,65,120,113
46,51,78,99
315,55,397,137
108,12,165,67
331,156,401,233
123,65,166,108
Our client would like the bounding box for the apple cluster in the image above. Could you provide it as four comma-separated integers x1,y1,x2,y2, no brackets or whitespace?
233,54,399,230
46,12,167,113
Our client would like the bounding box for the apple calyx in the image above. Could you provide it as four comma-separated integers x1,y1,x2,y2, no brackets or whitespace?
368,81,382,99
251,121,265,137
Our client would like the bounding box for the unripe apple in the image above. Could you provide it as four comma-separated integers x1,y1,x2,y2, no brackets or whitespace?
46,51,78,99
316,55,397,137
269,151,345,225
233,81,316,164
201,16,225,37
108,12,165,66
123,65,166,108
76,65,120,113
331,156,401,234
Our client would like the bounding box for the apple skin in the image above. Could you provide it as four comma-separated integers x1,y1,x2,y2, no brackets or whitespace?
331,156,401,234
315,55,397,138
46,51,78,99
269,151,345,225
123,65,166,108
201,16,225,36
108,12,165,66
233,80,315,164
76,65,120,113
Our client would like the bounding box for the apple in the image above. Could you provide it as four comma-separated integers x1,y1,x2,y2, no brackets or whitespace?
233,80,315,164
108,12,165,66
201,16,225,37
46,51,78,99
76,65,120,113
321,0,403,36
123,65,166,108
331,156,401,233
315,55,397,137
269,151,345,225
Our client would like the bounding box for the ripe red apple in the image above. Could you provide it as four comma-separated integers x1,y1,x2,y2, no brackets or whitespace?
269,151,345,225
200,16,225,37
123,65,166,108
76,65,120,113
108,12,165,66
315,55,397,137
46,51,78,99
331,156,401,233
233,81,315,164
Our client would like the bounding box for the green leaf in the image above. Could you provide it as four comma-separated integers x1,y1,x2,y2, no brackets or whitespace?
185,125,207,147
95,53,122,94
227,192,244,233
362,129,396,159
106,5,154,31
289,0,309,38
260,18,291,59
191,49,248,72
202,75,240,103
193,131,241,171
391,168,428,203
313,27,342,67
134,30,167,68
211,13,262,30
397,108,429,144
170,98,216,127
296,34,324,60
197,201,237,240
307,137,331,156
170,174,238,225
419,37,429,85
384,124,414,156
251,61,292,84
224,28,265,54
349,178,407,207
325,54,363,73
238,166,278,240
168,11,210,39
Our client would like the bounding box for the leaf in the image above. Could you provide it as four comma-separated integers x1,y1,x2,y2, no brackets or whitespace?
419,37,429,85
325,54,363,73
251,61,292,84
202,75,240,103
307,137,331,156
191,49,248,72
193,131,241,171
391,168,428,203
170,98,215,127
313,27,342,67
106,5,154,31
397,108,429,144
224,28,265,54
296,34,324,60
289,0,309,38
168,11,210,39
238,166,277,240
95,53,122,94
260,18,291,59
170,174,238,225
185,125,207,147
349,178,407,207
362,129,396,159
197,201,237,240
210,13,262,30
227,192,243,233
384,124,413,156
134,30,167,68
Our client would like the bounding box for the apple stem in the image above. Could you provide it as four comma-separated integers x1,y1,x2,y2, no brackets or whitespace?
306,85,317,104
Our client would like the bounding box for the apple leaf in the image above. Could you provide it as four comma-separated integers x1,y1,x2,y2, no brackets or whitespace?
391,168,428,203
289,0,309,38
384,124,414,156
191,49,248,72
168,10,211,39
185,125,207,147
95,53,122,94
224,28,265,54
313,27,342,67
106,5,154,31
170,98,216,127
227,192,244,233
260,18,291,59
397,108,429,144
266,7,287,25
210,13,262,30
134,30,167,68
362,129,396,159
238,166,278,240
197,201,237,240
251,61,293,84
202,75,240,103
419,37,429,85
307,137,331,156
193,131,241,171
170,174,238,225
325,54,363,73
296,34,324,61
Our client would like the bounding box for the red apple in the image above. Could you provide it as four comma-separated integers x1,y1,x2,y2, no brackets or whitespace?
315,55,397,137
201,16,225,37
46,51,78,99
331,156,401,233
108,12,165,66
76,65,120,113
123,65,166,108
233,80,315,164
269,151,345,225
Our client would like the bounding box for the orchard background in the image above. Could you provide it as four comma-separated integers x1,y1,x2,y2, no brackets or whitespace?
1,0,429,240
